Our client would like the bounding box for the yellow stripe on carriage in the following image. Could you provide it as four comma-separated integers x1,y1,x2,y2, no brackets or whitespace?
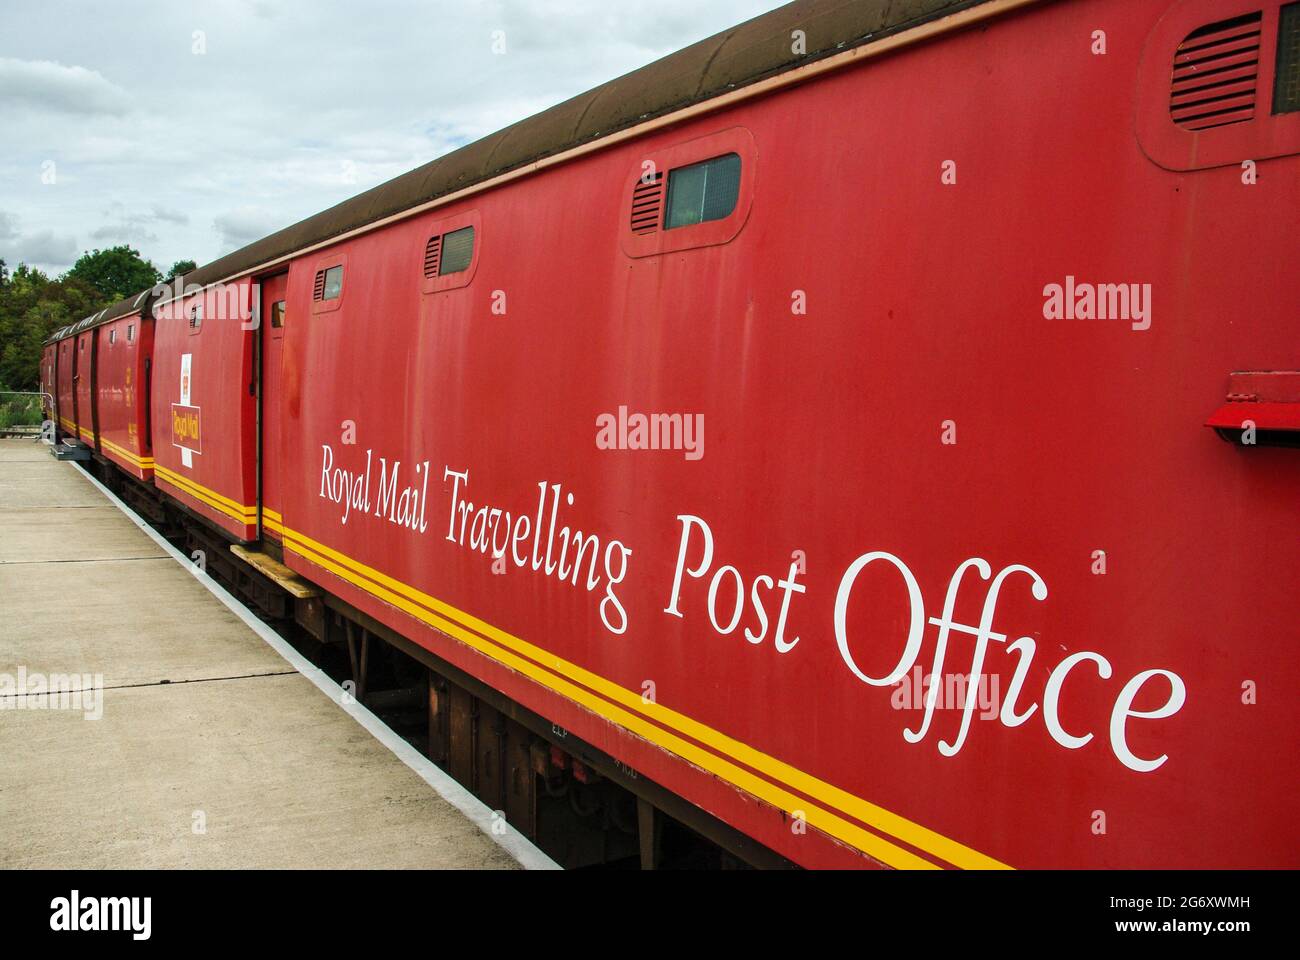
154,465,256,524
281,530,941,871
99,436,155,468
278,523,1010,871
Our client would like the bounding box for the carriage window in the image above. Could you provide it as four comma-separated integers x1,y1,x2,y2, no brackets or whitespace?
109,328,116,345
79,340,84,351
664,153,741,229
1276,2,1300,114
190,304,203,330
271,300,286,328
322,265,343,300
439,226,475,276
127,323,135,343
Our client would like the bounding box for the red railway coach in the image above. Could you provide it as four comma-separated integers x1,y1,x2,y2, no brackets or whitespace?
148,280,259,539
39,341,58,430
45,300,155,474
46,0,1299,869
93,306,155,480
72,323,97,447
53,330,78,439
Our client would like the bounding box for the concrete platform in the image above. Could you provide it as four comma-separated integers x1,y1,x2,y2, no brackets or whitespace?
0,440,535,869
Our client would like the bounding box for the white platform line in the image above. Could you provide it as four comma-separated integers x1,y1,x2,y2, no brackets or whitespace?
74,463,561,871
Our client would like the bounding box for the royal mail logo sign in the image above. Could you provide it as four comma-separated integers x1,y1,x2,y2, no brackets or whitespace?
171,404,202,453
173,353,201,465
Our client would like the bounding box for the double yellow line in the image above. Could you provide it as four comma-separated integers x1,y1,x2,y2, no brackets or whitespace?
273,521,1010,870
99,435,155,471
154,464,255,527
262,506,284,535
132,467,1010,869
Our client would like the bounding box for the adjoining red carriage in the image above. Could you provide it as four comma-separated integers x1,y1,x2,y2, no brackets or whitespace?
44,0,1300,869
145,279,260,539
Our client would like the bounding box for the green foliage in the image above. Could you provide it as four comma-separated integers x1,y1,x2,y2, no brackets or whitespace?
65,245,162,302
0,245,195,390
0,261,112,389
168,259,197,278
0,386,44,429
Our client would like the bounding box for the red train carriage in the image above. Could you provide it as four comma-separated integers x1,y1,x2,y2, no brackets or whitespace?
46,0,1300,868
257,272,288,542
54,330,78,439
47,301,155,476
273,0,1300,869
94,308,154,480
39,341,58,429
148,279,259,540
72,323,97,447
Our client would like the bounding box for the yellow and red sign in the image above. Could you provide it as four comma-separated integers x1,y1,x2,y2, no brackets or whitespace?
170,403,202,453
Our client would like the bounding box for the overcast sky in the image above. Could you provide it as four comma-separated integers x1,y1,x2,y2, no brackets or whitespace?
0,0,783,276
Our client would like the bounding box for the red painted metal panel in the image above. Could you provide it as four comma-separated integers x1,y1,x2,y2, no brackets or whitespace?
95,313,155,480
74,331,95,447
260,272,289,539
149,282,257,540
261,0,1299,869
55,337,76,438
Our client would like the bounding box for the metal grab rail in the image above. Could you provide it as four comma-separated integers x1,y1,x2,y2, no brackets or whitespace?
0,391,53,439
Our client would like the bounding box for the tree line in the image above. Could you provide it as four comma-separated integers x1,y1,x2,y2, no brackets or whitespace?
0,247,195,391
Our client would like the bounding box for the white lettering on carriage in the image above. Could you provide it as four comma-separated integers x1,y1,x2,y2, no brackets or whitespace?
312,438,1187,772
318,444,426,531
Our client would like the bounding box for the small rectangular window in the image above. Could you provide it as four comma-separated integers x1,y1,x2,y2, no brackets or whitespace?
79,340,84,351
127,323,135,343
190,304,203,330
322,265,343,300
664,153,741,230
109,328,117,345
1275,2,1300,114
439,226,475,276
271,300,286,328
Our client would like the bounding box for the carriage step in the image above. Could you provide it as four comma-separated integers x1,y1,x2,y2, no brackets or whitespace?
52,440,91,461
230,544,321,599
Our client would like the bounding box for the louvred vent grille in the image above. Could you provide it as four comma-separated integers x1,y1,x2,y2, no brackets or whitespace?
423,235,442,278
313,270,326,300
1170,11,1262,131
630,171,665,234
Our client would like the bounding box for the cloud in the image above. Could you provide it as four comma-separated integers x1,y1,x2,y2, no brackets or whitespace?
0,211,79,272
18,230,79,268
0,0,782,271
0,57,130,116
213,207,281,253
150,205,189,225
85,201,193,248
90,223,158,245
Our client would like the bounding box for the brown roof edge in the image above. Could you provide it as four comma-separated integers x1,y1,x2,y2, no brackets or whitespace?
53,0,999,341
